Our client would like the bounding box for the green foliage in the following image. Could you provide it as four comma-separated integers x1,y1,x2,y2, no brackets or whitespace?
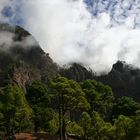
114,115,133,140
32,107,58,133
26,81,52,132
0,72,139,140
112,97,140,119
49,76,90,139
128,112,140,140
48,112,59,134
80,112,91,138
81,80,114,119
50,76,90,112
89,111,108,139
66,121,83,136
0,84,32,137
79,111,115,140
26,81,50,107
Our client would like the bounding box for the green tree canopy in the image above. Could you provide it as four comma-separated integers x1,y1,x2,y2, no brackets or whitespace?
112,96,140,119
81,80,114,119
0,84,32,138
26,81,52,132
49,76,90,140
50,76,90,113
114,115,133,140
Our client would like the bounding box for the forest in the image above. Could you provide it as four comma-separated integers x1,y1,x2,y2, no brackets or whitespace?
0,76,140,140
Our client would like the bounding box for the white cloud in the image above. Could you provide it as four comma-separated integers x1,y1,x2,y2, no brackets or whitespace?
0,31,38,51
15,35,39,48
0,31,14,50
1,0,140,73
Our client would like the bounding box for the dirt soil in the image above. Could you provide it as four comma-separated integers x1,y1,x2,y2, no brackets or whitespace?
15,133,59,140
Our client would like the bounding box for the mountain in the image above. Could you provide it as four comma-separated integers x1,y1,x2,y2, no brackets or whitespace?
96,61,140,101
0,23,58,88
59,63,95,82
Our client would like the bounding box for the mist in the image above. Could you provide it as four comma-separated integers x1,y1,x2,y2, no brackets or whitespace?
0,28,38,51
1,0,140,73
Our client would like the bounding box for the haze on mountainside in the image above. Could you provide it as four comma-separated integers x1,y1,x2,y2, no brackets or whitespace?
0,24,58,89
0,0,140,74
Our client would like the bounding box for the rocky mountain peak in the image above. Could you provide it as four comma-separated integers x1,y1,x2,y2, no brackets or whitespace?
112,60,127,73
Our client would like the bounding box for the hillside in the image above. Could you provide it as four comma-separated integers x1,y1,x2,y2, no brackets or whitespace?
96,61,140,101
0,23,58,88
59,63,95,82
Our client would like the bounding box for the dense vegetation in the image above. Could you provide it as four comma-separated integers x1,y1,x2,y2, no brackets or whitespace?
0,76,140,140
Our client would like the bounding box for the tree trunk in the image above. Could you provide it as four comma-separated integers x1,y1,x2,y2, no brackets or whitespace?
6,119,11,140
34,121,38,133
59,90,67,140
59,105,63,140
62,119,67,140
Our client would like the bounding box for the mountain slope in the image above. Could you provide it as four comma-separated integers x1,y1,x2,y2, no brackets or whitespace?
59,63,95,82
0,23,58,88
96,61,140,101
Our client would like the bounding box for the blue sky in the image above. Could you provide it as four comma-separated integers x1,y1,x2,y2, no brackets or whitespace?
85,0,140,28
2,6,13,17
0,0,23,26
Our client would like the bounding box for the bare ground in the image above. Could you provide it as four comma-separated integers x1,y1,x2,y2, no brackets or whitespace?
15,133,59,140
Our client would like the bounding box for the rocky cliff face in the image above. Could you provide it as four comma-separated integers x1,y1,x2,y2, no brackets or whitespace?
0,23,58,88
59,63,95,82
96,61,140,101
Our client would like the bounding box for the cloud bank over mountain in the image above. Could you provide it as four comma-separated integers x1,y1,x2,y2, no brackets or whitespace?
0,23,38,51
1,0,140,73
